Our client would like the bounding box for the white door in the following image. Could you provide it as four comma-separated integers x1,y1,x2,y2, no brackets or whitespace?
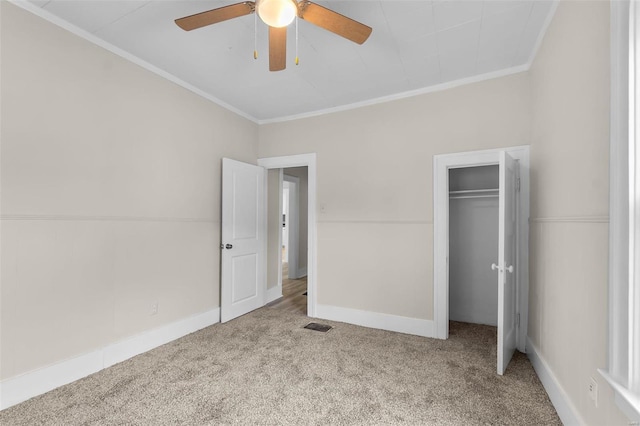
221,158,266,323
496,151,518,374
282,185,289,262
283,175,300,279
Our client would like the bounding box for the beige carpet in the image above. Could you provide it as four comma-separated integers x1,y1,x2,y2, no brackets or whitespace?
0,308,560,425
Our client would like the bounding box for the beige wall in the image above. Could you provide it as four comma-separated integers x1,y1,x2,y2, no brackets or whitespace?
529,1,628,424
259,72,531,319
0,3,258,380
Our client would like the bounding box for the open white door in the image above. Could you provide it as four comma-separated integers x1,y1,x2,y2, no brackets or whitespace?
496,151,518,375
221,158,266,323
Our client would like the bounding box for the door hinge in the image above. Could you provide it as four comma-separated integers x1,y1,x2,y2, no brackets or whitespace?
516,178,521,192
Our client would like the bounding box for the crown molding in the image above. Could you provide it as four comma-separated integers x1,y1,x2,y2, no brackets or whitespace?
9,0,558,126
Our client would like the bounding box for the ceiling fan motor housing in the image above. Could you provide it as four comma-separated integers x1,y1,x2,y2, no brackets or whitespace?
256,0,298,28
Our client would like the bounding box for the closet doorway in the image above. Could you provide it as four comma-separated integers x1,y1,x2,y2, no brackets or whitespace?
433,146,530,375
448,165,499,326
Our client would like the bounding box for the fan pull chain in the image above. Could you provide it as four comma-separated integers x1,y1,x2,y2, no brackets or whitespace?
253,12,258,59
295,16,299,65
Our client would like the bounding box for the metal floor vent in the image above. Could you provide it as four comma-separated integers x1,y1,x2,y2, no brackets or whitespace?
304,322,332,333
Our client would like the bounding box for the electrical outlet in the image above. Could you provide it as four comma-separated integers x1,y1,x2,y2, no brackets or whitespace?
589,377,598,406
150,301,158,316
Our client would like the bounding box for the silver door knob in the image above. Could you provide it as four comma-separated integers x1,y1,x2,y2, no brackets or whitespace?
506,265,514,273
491,263,501,272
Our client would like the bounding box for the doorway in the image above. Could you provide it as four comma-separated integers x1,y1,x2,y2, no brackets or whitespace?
258,153,317,317
433,146,530,375
271,169,308,315
282,173,301,280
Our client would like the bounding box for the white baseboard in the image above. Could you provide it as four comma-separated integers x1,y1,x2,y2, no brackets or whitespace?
297,266,307,278
103,309,219,367
265,286,283,304
315,304,435,338
0,308,220,410
0,350,104,412
526,337,584,425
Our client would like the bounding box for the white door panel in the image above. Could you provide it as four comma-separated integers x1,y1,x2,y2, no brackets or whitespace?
221,158,265,323
231,254,258,303
497,151,518,375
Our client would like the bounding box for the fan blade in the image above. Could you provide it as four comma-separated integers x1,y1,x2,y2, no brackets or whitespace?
175,2,255,31
298,1,372,45
269,26,287,72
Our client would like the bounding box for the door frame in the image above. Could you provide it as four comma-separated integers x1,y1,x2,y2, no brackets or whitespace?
433,146,530,352
258,153,317,317
283,174,301,279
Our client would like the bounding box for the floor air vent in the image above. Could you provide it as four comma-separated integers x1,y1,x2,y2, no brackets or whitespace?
304,323,332,332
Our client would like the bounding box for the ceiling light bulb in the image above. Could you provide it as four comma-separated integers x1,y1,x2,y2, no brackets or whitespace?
257,0,297,28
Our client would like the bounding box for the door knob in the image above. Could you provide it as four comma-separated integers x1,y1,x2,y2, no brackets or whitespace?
491,263,501,272
225,244,233,249
506,265,514,273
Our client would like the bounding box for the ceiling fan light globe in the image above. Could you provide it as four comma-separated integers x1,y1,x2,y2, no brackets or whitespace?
257,0,297,28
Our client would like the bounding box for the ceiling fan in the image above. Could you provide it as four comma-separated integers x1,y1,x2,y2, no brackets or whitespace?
175,0,372,72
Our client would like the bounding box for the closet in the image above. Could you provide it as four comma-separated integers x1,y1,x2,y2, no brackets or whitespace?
448,165,499,326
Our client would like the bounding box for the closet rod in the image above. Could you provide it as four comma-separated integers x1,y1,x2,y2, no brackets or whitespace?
449,189,498,195
449,194,499,200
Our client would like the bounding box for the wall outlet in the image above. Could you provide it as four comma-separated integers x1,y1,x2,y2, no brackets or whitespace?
589,377,598,406
150,301,158,316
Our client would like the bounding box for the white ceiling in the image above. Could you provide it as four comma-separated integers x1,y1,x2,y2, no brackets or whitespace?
23,0,557,122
